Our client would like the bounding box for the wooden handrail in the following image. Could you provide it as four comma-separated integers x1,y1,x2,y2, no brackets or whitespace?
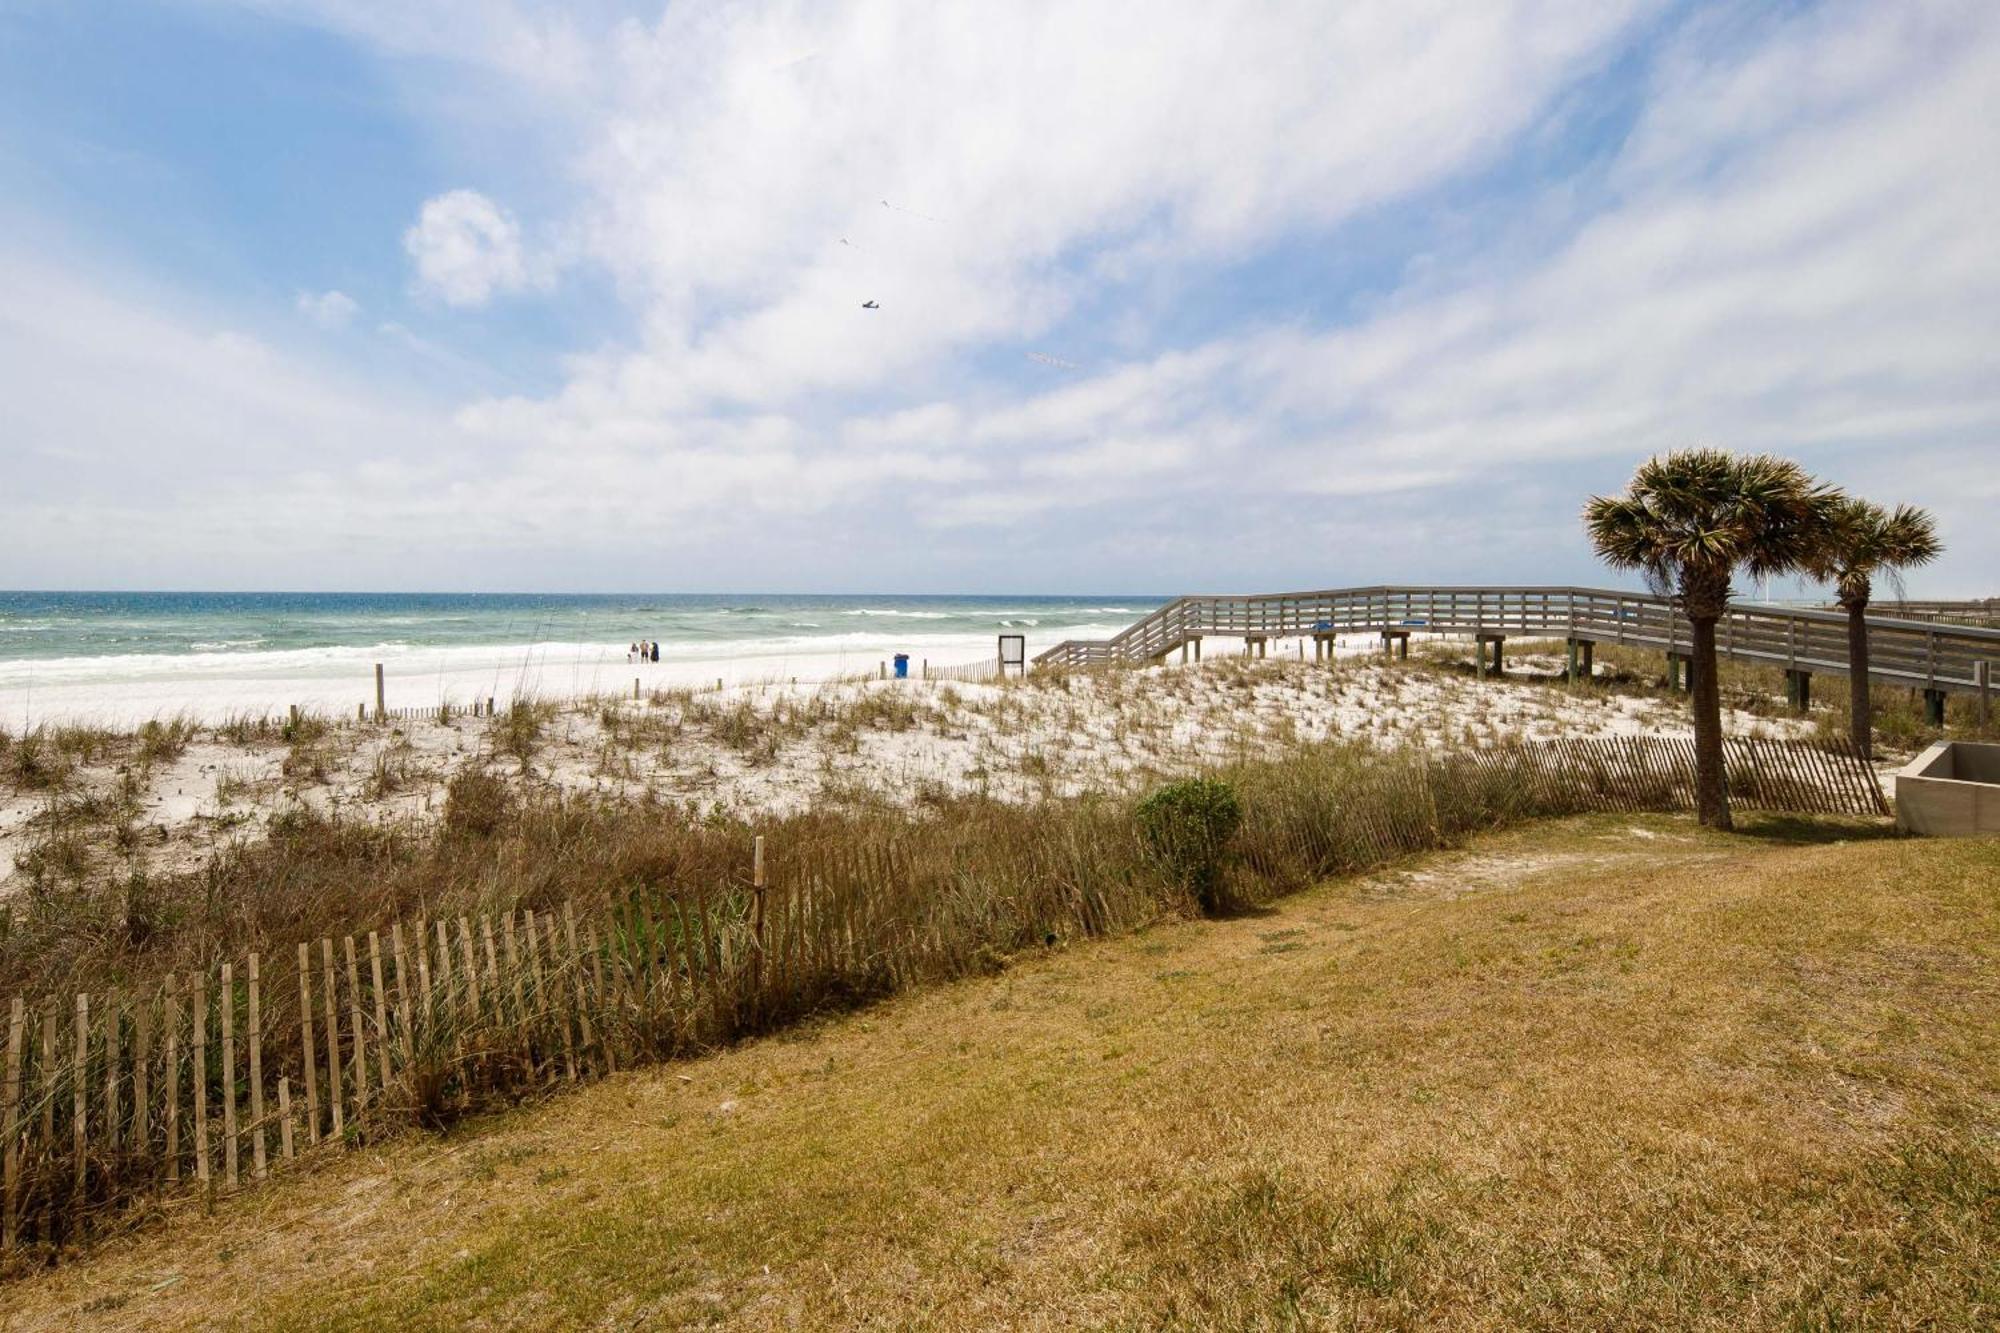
1034,584,2000,695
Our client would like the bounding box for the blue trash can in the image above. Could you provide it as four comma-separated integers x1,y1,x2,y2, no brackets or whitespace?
893,653,910,679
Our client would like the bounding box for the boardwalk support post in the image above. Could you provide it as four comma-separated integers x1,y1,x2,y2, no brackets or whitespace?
1567,637,1595,684
1924,688,1946,727
1786,669,1812,712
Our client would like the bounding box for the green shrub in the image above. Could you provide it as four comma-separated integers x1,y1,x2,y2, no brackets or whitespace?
1136,777,1244,913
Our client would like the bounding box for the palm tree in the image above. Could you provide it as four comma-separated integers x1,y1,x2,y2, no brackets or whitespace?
1584,449,1838,830
1805,499,1942,760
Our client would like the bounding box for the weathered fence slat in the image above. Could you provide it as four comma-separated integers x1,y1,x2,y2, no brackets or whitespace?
132,997,151,1165
102,988,121,1156
220,962,238,1189
296,943,320,1147
164,977,181,1183
343,936,368,1114
3,997,24,1250
248,954,267,1181
190,980,209,1186
72,993,88,1195
368,933,392,1097
391,924,415,1064
320,939,344,1139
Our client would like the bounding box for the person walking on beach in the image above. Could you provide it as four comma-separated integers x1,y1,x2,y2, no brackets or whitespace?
650,640,660,662
629,641,639,663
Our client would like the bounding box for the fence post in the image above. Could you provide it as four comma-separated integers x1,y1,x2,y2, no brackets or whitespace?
375,663,386,722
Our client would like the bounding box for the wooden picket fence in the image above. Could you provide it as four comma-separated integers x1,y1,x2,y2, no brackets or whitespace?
924,657,1002,683
371,701,498,724
1459,735,1888,817
1,865,758,1255
0,832,1066,1260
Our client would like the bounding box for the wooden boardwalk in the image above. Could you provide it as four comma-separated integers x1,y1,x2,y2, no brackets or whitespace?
1036,584,2000,701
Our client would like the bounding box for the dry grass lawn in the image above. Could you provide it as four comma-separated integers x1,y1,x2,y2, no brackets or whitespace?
5,813,1996,1330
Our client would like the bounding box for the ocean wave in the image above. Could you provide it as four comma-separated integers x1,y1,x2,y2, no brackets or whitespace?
842,609,951,619
189,639,269,651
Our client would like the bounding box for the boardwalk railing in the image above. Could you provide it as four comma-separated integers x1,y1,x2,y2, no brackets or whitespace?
1035,584,2000,698
1857,598,2000,627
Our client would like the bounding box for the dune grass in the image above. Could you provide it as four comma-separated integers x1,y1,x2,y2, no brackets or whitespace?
7,811,1994,1330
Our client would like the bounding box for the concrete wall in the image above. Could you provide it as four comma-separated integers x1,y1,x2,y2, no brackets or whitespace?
1896,741,2000,837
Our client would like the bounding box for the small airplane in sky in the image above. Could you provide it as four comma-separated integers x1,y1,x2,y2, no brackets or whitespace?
861,300,879,309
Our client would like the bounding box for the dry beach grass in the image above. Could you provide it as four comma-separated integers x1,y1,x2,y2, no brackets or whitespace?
1,650,1822,908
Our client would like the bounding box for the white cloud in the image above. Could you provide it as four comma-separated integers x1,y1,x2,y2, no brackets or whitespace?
10,0,2000,594
402,189,540,307
295,288,359,327
539,0,1652,416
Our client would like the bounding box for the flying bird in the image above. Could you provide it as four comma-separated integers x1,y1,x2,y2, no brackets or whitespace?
861,300,880,309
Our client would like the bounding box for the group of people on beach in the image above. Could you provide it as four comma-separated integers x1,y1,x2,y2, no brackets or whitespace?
629,640,660,663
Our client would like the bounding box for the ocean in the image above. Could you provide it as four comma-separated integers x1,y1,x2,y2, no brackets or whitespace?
0,591,1159,727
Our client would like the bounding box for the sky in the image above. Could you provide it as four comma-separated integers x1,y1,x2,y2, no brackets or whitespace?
0,0,1995,596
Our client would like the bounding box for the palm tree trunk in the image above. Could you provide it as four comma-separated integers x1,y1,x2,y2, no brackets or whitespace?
1847,602,1872,760
1690,614,1732,830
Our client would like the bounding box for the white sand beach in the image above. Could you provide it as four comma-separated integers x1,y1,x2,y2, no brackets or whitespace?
0,647,1811,902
